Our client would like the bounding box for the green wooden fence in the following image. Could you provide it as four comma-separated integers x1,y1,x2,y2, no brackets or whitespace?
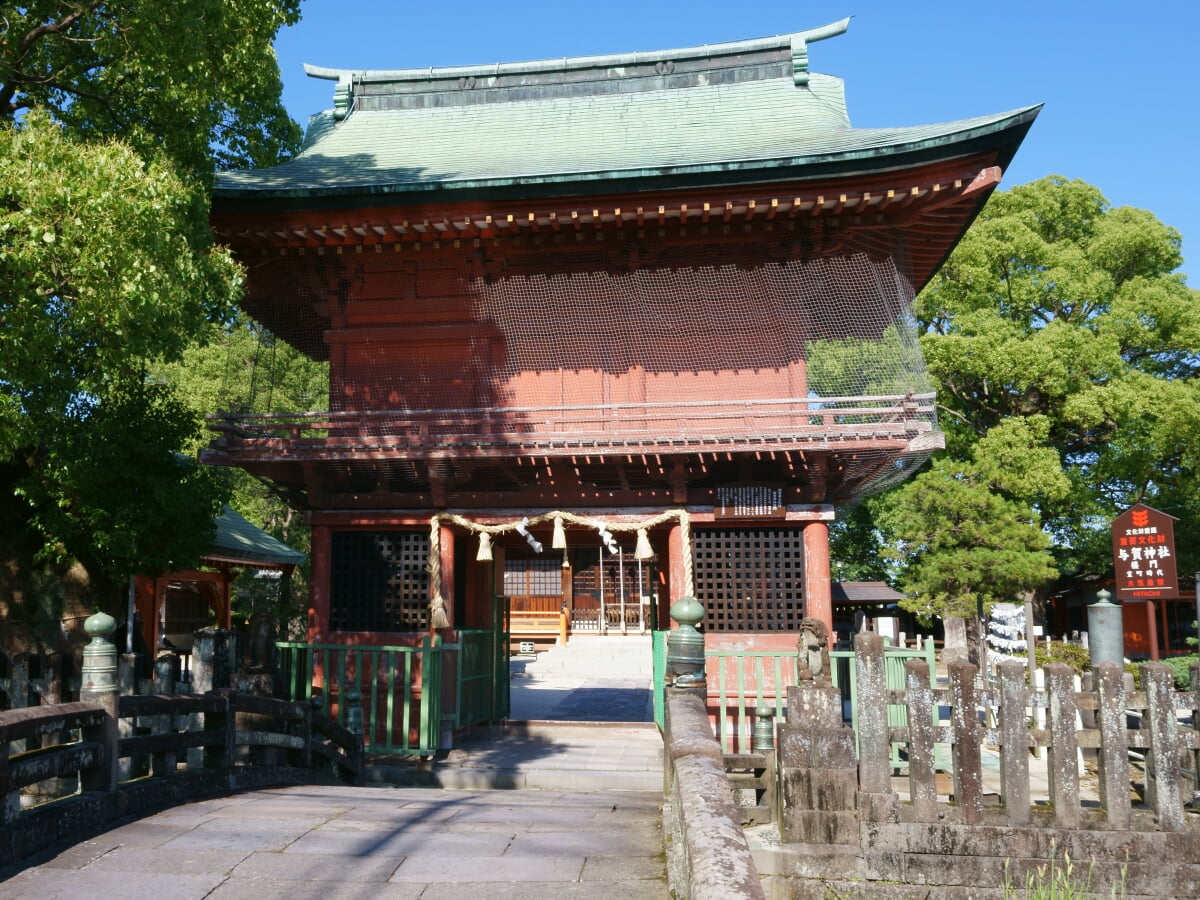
651,633,938,756
277,630,504,757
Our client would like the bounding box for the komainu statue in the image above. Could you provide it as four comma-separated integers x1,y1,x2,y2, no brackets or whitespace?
797,616,831,685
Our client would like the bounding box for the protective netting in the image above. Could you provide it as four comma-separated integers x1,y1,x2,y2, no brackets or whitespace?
228,226,939,499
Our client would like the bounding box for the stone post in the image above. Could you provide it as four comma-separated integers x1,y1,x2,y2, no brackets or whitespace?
150,656,179,777
345,683,364,738
948,660,983,824
998,660,1031,825
1094,661,1131,829
116,651,143,781
191,627,234,694
1143,661,1184,831
9,655,29,711
904,659,937,823
854,633,889,793
855,632,899,824
154,653,180,695
777,646,860,845
1045,662,1081,828
79,612,119,793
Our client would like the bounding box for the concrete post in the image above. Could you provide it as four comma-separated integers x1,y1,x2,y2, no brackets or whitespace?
79,612,119,793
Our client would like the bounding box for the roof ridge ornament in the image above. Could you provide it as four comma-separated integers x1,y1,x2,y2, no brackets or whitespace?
791,18,851,87
332,75,353,120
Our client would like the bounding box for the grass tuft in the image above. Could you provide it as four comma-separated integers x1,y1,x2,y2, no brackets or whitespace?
1004,853,1128,899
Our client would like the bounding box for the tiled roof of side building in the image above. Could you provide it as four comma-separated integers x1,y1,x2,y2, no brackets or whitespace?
214,21,1039,203
207,505,306,569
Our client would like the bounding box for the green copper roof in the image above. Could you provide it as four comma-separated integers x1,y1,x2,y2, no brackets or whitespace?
215,22,1039,204
209,505,305,569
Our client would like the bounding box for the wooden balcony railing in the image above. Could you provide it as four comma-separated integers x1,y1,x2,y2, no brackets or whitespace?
206,392,939,459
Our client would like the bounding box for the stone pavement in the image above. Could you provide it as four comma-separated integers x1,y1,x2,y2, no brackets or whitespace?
0,785,667,899
0,636,669,899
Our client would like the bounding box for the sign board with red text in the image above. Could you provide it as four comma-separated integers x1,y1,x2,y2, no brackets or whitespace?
1111,503,1179,601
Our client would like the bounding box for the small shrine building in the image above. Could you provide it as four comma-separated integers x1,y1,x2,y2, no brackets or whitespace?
205,21,1038,666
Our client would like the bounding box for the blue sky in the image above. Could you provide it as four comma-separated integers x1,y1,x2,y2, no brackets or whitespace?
274,0,1199,279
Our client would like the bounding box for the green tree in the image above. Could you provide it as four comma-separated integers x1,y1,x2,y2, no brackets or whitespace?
156,315,329,630
0,116,242,596
859,175,1199,657
0,0,301,177
829,501,892,583
0,1,301,621
16,380,227,584
914,176,1200,576
884,419,1067,664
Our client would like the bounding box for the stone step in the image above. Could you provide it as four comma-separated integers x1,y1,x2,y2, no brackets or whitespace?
366,722,663,791
521,658,654,677
518,636,655,675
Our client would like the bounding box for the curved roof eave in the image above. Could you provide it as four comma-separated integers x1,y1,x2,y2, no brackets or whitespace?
213,104,1041,213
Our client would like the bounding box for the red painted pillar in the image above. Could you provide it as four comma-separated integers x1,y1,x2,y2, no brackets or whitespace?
309,524,332,643
439,523,456,631
668,522,685,622
803,521,832,642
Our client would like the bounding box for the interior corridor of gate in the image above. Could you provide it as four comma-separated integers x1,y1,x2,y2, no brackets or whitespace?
503,546,659,635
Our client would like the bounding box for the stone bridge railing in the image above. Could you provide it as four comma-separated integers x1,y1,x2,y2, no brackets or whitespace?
661,596,767,900
0,615,362,868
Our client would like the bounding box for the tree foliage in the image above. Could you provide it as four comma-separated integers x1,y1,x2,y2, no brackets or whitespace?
0,115,243,592
0,1,301,614
155,315,329,628
829,501,892,584
0,0,302,177
0,115,243,450
884,419,1065,621
872,175,1200,621
15,379,226,583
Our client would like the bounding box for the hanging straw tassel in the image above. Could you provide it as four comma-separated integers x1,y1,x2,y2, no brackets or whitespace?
552,515,567,550
427,516,450,629
634,527,654,560
476,531,493,561
429,593,450,629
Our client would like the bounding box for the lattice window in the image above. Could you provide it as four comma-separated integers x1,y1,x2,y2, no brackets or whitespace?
330,531,429,631
503,557,563,597
692,528,805,631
